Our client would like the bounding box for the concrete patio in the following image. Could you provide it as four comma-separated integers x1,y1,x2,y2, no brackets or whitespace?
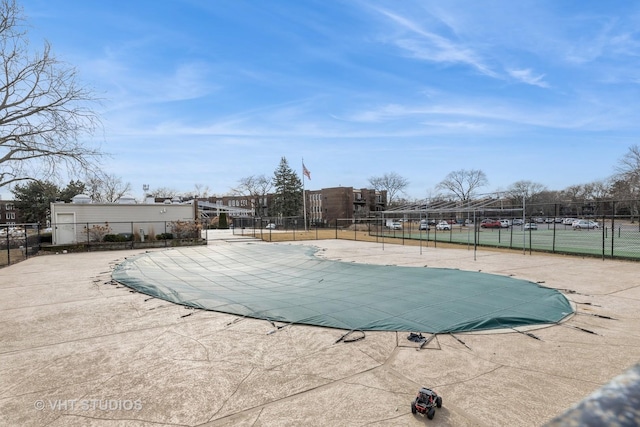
1,232,638,426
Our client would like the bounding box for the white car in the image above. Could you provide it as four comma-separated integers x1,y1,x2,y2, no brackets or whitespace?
265,223,276,229
389,222,402,230
573,220,599,230
436,221,451,231
524,222,538,230
499,219,511,228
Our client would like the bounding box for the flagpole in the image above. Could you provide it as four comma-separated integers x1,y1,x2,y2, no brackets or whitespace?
302,158,308,231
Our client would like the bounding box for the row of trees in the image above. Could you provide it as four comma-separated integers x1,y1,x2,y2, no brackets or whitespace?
225,145,640,221
382,146,640,215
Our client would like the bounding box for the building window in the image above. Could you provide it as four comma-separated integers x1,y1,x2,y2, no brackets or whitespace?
6,212,15,219
5,204,14,210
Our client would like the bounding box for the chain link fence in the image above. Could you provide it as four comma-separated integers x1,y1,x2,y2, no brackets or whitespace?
0,223,43,267
372,200,640,260
236,200,640,260
0,220,205,267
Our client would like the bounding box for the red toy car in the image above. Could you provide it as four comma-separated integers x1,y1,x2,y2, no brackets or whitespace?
411,387,442,420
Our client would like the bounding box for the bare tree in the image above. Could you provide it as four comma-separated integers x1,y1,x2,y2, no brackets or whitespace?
613,145,640,221
582,180,611,200
368,172,409,207
436,169,488,201
615,145,640,194
0,0,102,190
193,183,210,199
84,172,132,203
181,183,211,200
231,174,273,216
559,184,585,202
506,180,547,203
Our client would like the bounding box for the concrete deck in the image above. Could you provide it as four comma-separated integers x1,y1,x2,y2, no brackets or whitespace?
1,232,639,426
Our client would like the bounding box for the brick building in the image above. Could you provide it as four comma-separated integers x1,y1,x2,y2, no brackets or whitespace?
0,200,23,227
191,187,386,226
306,187,386,225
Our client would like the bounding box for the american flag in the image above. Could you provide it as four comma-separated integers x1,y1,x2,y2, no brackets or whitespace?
303,163,311,180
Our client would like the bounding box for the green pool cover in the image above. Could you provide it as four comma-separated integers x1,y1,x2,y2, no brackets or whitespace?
112,244,573,333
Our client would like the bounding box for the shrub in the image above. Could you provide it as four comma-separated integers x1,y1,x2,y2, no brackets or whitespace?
103,233,133,242
156,233,174,240
104,234,127,242
170,220,200,239
86,222,112,242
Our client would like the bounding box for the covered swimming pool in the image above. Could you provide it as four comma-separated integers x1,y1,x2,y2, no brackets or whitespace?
112,243,573,333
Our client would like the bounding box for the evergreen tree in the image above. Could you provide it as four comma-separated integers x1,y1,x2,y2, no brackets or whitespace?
59,180,87,203
219,212,228,228
271,157,303,217
11,181,60,224
12,180,87,224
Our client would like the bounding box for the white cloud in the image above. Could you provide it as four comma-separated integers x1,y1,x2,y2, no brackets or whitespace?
375,8,497,77
507,68,550,88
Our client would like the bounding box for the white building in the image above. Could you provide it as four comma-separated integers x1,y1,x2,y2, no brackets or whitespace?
50,197,197,245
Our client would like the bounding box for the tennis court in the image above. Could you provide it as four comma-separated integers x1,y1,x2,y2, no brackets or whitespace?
379,223,640,259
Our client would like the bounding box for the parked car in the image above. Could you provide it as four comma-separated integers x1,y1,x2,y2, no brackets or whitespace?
265,223,277,229
435,221,451,231
563,218,578,225
389,222,402,230
512,219,524,226
573,220,599,230
499,219,511,228
480,219,501,228
524,222,538,230
9,227,25,237
419,221,429,230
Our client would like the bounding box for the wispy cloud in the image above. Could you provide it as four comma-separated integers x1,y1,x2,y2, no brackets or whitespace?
507,68,550,88
374,8,497,77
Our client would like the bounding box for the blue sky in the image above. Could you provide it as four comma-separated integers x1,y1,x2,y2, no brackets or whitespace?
15,0,640,200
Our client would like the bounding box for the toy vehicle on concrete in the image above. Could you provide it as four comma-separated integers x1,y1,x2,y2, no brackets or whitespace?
411,387,442,420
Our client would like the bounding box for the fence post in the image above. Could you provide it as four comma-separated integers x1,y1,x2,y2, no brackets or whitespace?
552,204,557,253
611,201,615,258
6,230,10,265
602,208,605,260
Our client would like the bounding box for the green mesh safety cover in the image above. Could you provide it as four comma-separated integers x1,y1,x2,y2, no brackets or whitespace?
112,244,573,333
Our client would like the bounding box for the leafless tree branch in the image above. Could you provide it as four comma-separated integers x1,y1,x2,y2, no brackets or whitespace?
0,0,103,189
